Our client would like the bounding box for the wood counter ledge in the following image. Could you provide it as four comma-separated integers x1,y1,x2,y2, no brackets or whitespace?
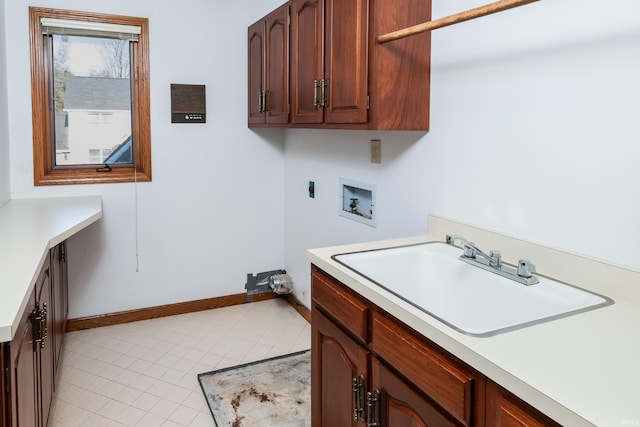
0,196,102,342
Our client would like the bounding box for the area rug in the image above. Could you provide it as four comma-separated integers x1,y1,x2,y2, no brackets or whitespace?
198,350,311,427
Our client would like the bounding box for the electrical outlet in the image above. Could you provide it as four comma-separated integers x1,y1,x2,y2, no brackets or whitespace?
371,139,381,164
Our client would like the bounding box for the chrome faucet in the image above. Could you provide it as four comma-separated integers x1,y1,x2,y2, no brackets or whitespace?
447,235,502,268
445,234,539,285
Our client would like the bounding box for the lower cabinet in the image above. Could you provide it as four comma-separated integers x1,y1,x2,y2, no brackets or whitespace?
370,357,457,427
311,265,562,427
312,309,368,426
0,346,5,426
50,242,68,378
371,311,484,426
486,380,561,427
1,242,68,427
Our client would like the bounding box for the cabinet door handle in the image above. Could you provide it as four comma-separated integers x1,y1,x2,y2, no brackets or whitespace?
314,79,329,109
263,90,269,113
32,307,42,352
258,91,263,113
314,80,321,109
367,389,381,427
41,303,48,344
352,375,365,421
321,79,330,108
32,303,47,350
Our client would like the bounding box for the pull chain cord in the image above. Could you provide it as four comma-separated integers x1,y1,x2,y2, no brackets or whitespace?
134,166,140,272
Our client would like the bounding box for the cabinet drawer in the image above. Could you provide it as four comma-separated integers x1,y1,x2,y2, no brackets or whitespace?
311,266,369,344
372,311,481,426
486,380,561,427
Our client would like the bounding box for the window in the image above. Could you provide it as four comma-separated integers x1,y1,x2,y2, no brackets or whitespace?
29,8,151,185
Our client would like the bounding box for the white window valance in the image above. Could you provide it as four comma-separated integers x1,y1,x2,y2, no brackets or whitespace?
41,18,140,41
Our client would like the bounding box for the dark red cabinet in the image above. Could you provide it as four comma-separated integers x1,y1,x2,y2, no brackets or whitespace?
311,265,564,427
248,4,290,126
254,0,432,130
1,242,68,427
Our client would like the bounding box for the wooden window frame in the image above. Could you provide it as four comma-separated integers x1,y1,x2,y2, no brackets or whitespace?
29,7,151,186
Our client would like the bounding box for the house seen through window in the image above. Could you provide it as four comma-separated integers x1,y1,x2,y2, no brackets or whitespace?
53,35,133,166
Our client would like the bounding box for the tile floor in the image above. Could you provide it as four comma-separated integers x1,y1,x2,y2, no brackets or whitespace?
49,298,311,427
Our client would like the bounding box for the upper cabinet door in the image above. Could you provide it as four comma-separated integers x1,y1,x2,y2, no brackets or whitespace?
324,0,369,124
264,5,290,124
248,5,290,126
290,0,324,124
248,20,265,125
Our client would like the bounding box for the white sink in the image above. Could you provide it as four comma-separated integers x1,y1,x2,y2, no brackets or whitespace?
332,242,613,336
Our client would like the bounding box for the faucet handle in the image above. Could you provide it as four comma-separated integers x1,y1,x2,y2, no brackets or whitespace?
462,242,476,258
489,250,502,268
517,259,536,278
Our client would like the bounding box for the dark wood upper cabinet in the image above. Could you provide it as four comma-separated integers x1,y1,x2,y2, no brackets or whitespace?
290,0,369,125
248,20,265,125
323,0,369,125
252,0,432,130
290,0,324,124
248,4,290,126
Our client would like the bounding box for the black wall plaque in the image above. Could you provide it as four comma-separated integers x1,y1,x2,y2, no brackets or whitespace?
171,84,206,123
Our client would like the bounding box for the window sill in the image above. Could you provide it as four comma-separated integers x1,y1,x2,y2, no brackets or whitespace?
35,169,151,186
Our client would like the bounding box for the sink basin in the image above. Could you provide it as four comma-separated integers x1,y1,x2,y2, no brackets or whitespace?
332,242,613,337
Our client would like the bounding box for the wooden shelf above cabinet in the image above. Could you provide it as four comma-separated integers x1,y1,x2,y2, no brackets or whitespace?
378,0,539,44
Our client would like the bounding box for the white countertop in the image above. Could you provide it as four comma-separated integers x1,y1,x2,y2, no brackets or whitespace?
0,196,103,342
307,215,640,427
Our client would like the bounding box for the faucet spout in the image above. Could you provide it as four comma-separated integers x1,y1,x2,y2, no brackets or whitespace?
445,234,538,285
445,234,501,268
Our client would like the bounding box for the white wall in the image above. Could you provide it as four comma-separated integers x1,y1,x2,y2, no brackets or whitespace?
5,0,286,317
284,0,640,307
0,0,10,206
5,0,639,316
